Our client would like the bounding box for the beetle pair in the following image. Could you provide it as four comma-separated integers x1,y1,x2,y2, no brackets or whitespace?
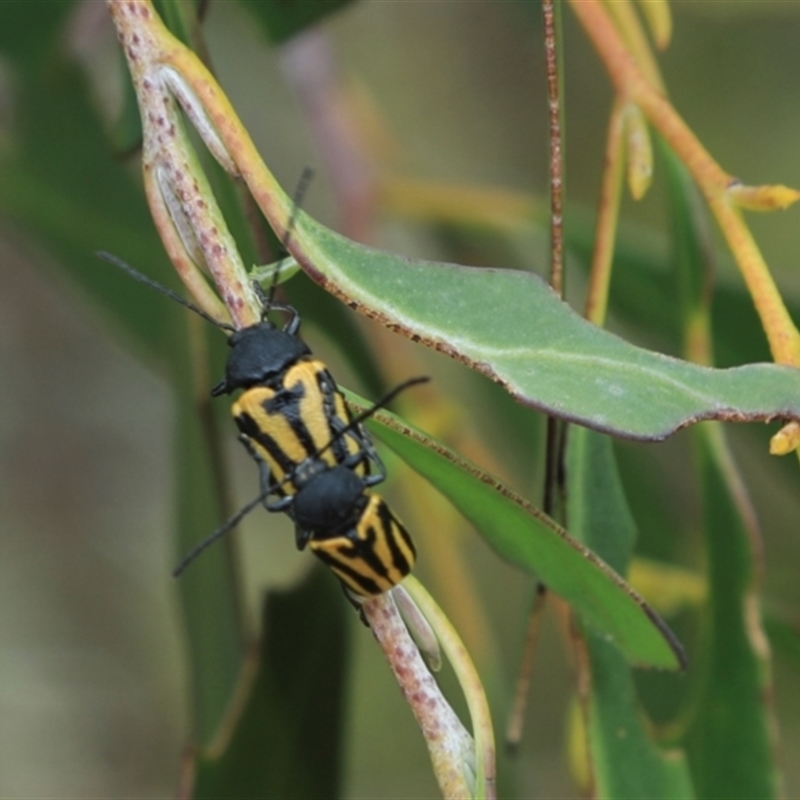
99,252,422,597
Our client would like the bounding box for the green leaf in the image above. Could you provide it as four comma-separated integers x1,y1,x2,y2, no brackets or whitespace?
289,274,387,400
240,0,353,44
661,141,780,799
582,631,694,799
568,428,694,799
193,568,348,799
287,213,800,442
682,426,781,799
347,393,685,670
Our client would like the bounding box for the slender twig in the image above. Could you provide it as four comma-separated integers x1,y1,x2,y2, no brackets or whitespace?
543,0,564,296
583,100,626,327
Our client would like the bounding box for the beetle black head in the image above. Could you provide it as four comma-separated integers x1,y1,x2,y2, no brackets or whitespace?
293,466,367,536
211,322,311,396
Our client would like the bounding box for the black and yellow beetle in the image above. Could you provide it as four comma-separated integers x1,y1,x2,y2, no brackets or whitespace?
97,251,423,596
212,314,380,503
97,251,383,505
294,465,417,598
268,375,426,597
173,373,427,595
170,366,426,596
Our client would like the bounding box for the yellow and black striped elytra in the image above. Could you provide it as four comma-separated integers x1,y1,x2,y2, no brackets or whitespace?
96,251,423,596
281,376,428,597
292,465,417,598
230,359,377,503
309,497,415,597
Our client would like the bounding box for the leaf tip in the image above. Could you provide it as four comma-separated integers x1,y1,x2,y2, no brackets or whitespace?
770,421,800,455
728,181,800,212
625,104,653,200
637,0,672,50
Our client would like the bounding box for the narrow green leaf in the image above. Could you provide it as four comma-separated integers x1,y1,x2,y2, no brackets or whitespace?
663,141,781,799
288,213,800,442
568,428,694,800
582,631,694,800
682,426,780,799
193,568,348,799
661,147,711,333
348,394,685,670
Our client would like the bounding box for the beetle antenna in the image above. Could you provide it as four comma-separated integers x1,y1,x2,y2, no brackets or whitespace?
96,251,235,332
333,376,430,451
172,489,271,577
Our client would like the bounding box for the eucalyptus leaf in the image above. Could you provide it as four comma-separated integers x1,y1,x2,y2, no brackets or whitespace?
568,428,694,799
287,213,800,442
193,569,348,799
682,426,780,799
347,393,685,670
662,142,781,800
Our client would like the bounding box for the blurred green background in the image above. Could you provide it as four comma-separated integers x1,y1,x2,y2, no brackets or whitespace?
2,1,800,797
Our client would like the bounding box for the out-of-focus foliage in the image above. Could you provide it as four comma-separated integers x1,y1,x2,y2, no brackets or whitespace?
1,2,799,798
